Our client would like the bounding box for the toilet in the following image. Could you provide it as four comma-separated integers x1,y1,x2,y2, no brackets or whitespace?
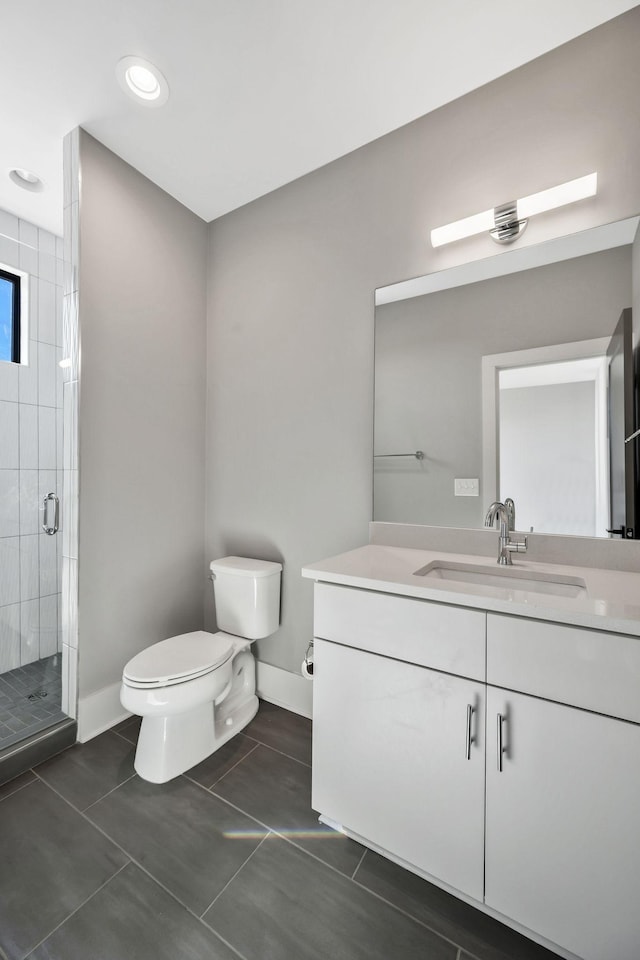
120,556,282,783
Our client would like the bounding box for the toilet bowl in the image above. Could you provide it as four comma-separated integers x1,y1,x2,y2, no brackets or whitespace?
120,557,281,783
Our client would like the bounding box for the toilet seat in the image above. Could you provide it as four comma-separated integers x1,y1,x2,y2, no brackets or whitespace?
123,631,235,689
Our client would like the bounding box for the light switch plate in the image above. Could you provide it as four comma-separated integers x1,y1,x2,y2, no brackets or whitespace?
454,478,479,497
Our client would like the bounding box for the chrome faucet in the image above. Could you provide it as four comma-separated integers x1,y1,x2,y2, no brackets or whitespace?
484,501,527,565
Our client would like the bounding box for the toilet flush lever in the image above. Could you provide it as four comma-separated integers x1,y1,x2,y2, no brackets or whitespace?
42,492,59,535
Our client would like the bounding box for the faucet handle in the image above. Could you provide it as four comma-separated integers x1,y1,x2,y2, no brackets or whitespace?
507,536,528,554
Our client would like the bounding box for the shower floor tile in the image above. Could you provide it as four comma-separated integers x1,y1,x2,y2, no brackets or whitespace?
0,654,66,752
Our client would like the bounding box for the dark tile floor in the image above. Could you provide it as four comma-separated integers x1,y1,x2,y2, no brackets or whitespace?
0,700,562,960
0,655,66,751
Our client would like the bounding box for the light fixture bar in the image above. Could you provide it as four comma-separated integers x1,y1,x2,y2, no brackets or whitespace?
430,173,598,248
517,173,597,219
431,208,494,248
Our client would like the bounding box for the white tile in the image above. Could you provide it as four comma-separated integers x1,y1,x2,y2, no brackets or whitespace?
19,241,38,277
69,645,78,717
39,251,56,284
38,405,56,469
0,210,19,240
18,340,38,404
55,235,64,260
57,519,62,582
56,258,64,287
19,403,38,469
56,351,63,409
19,220,38,248
70,129,79,206
39,469,57,525
61,292,78,379
40,596,58,660
0,400,19,468
39,594,57,658
63,380,78,471
26,275,38,341
19,469,39,535
0,358,19,402
64,641,78,718
63,133,72,210
0,603,21,673
38,341,57,407
65,200,79,296
57,590,62,652
39,532,58,596
20,534,39,601
38,228,56,257
62,469,78,561
20,598,39,664
67,555,78,648
0,236,20,271
0,537,20,606
61,642,70,714
55,285,63,347
0,470,19,537
56,407,63,471
37,278,57,344
62,203,71,270
60,556,70,646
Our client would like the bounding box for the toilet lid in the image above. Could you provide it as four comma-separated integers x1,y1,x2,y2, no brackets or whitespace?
123,631,234,687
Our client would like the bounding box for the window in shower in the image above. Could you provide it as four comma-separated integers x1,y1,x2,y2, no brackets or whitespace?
0,267,21,363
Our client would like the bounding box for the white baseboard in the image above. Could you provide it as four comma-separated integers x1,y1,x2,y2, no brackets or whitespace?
256,660,313,719
77,661,311,742
78,681,130,743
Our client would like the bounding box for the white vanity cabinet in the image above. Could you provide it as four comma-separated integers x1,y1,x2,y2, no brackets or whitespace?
313,638,486,900
485,687,640,960
485,613,640,960
309,576,640,960
312,583,486,901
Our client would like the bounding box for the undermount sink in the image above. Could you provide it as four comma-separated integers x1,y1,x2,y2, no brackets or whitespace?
413,560,587,599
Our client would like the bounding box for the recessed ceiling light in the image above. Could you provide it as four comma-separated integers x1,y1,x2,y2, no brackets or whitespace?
116,56,169,107
9,168,43,192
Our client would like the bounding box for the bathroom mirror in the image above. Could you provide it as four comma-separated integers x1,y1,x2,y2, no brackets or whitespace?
373,217,640,538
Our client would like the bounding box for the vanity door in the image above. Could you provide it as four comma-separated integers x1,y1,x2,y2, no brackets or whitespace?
485,687,640,960
312,638,485,901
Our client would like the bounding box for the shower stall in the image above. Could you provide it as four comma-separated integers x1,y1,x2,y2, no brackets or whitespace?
0,131,79,779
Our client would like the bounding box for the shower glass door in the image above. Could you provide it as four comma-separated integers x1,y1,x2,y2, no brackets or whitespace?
0,209,69,752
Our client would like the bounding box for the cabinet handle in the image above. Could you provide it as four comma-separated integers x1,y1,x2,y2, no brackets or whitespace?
497,713,506,772
465,703,475,760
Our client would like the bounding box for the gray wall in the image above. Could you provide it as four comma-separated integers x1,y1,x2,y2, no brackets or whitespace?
77,132,207,697
374,247,631,529
205,9,640,675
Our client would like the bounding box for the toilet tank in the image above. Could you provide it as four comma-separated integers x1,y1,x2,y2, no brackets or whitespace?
209,556,282,640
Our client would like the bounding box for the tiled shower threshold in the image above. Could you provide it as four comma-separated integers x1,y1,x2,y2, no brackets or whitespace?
0,655,67,751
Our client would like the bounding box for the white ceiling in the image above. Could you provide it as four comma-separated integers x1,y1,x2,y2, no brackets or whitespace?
1,0,638,236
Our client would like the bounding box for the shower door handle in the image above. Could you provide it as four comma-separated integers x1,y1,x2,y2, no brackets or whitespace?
42,492,59,535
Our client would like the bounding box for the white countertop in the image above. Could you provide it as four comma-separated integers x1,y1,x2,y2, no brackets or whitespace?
302,544,640,637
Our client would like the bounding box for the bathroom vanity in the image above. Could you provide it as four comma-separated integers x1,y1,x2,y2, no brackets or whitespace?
302,543,640,960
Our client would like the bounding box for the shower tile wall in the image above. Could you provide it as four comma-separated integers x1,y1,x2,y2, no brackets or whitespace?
61,127,80,720
0,208,64,675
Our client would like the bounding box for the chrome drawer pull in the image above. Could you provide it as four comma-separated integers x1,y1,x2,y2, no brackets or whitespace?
497,712,506,772
465,703,475,760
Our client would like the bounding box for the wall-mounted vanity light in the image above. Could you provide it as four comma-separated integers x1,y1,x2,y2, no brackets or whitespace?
431,173,597,248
